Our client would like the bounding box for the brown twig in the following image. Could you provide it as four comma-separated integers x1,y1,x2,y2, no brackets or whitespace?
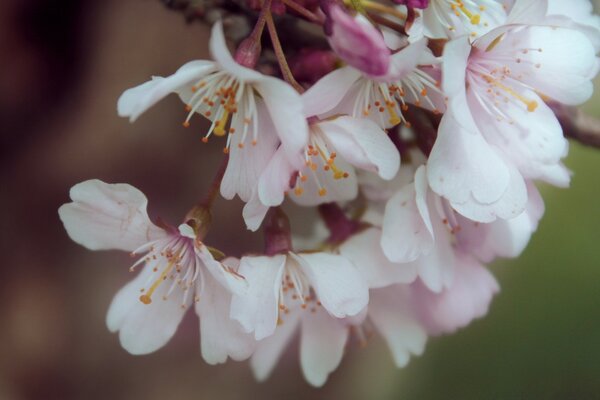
552,103,600,149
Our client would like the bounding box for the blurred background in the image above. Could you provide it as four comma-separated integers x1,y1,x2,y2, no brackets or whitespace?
1,1,599,399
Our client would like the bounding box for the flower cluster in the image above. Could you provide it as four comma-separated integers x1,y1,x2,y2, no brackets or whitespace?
59,0,599,387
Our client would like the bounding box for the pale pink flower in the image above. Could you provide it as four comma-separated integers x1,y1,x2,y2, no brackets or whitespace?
302,39,445,129
429,10,597,221
230,251,368,340
230,251,368,386
58,180,254,363
117,21,308,203
242,96,401,230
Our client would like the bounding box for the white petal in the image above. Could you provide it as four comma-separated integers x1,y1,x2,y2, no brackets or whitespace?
450,161,528,223
229,255,287,340
369,286,427,368
441,37,471,97
195,244,247,295
339,228,418,288
427,97,512,211
197,271,256,365
301,67,362,117
381,169,434,263
413,219,455,293
257,147,296,207
414,252,499,335
250,309,301,381
483,25,597,105
457,181,544,262
242,190,271,232
59,180,166,252
300,310,349,387
220,100,279,202
319,116,400,180
385,38,427,80
106,263,190,355
118,60,216,122
291,252,369,318
254,77,309,162
467,88,567,178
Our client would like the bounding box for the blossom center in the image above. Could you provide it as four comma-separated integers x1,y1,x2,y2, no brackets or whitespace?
292,127,350,198
182,71,259,153
129,236,200,308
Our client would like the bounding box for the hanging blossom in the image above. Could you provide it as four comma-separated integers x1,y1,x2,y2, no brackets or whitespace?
117,21,309,203
58,180,254,363
242,90,401,230
428,0,597,222
229,209,370,386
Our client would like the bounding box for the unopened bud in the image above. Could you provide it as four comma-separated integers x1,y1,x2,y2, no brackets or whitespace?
264,208,293,255
234,37,262,68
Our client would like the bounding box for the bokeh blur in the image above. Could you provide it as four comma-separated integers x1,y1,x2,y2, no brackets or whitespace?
1,1,599,399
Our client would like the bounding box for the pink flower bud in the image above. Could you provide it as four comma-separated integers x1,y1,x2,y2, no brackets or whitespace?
234,37,262,68
325,4,391,76
290,49,337,84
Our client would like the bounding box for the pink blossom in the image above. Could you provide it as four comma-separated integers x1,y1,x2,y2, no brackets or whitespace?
117,21,308,203
58,180,254,363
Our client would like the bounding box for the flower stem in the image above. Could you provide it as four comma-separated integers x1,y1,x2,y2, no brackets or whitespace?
251,0,272,40
282,0,324,25
201,154,229,208
265,10,305,92
264,207,293,255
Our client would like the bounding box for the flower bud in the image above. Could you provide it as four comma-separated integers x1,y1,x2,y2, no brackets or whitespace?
234,37,262,68
324,4,391,77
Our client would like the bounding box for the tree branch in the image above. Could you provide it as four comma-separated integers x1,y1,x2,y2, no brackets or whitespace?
552,103,600,149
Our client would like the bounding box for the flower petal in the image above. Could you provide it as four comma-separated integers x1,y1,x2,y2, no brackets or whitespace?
118,60,216,122
242,190,271,231
381,167,434,263
197,264,256,365
339,227,418,288
230,255,287,340
414,252,500,335
250,309,301,381
59,180,166,252
220,100,280,202
319,116,400,180
291,252,369,318
368,286,427,368
106,263,190,355
300,309,349,387
427,97,512,211
301,67,362,118
196,244,247,295
254,77,309,162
